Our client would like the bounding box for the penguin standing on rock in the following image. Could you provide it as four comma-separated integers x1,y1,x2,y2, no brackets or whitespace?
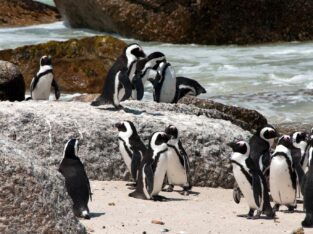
91,43,146,108
229,141,274,219
164,125,192,195
30,55,60,100
115,121,146,186
129,131,171,201
270,135,297,212
58,139,92,219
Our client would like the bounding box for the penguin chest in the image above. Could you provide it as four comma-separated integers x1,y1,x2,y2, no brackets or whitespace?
151,154,168,196
232,164,259,210
32,74,53,100
166,148,187,186
119,140,132,172
270,157,296,205
159,68,177,103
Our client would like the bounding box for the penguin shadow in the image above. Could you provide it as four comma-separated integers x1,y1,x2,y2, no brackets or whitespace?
280,209,305,214
89,212,106,218
162,197,188,202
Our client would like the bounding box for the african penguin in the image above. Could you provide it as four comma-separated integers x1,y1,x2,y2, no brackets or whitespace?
229,141,274,219
164,125,191,195
270,135,297,212
175,76,206,101
58,139,92,219
30,55,60,100
115,121,146,186
129,131,171,201
91,43,146,108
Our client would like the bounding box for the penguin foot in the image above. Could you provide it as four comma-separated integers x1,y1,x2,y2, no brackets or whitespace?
252,211,261,220
302,213,313,227
179,190,190,196
286,205,296,213
152,195,167,201
238,209,254,219
273,204,280,212
164,185,174,192
264,209,275,219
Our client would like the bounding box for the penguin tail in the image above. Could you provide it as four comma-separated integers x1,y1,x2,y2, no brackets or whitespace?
25,97,32,101
82,210,90,220
302,213,313,227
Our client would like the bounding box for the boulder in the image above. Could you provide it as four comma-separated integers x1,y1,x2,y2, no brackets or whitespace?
0,100,250,188
0,138,86,233
179,96,268,132
0,36,126,93
0,0,60,27
54,0,313,45
0,60,25,101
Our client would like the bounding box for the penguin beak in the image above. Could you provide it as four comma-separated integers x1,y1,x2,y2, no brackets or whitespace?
115,122,123,129
161,133,171,143
227,142,237,150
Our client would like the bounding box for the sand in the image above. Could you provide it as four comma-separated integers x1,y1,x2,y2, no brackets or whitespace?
80,181,307,234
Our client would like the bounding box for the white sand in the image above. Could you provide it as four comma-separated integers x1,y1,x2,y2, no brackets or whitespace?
80,181,307,234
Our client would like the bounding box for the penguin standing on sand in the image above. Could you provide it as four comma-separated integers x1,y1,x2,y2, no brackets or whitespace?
115,121,146,185
270,135,297,212
164,125,192,195
129,131,171,201
91,43,146,108
58,139,92,219
30,55,60,100
301,133,313,227
229,141,274,219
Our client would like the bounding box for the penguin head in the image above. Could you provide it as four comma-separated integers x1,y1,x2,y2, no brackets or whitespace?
40,55,52,67
146,52,166,70
115,121,137,140
277,135,293,149
125,43,146,61
258,124,277,146
228,141,250,156
149,131,171,153
291,131,307,147
165,125,178,139
63,138,79,159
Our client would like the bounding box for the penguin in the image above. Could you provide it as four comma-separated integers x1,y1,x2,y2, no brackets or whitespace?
58,139,92,219
129,131,171,201
232,124,277,204
270,135,297,212
229,141,274,219
30,55,60,100
115,121,146,185
164,125,191,195
301,133,313,227
91,43,146,108
175,76,206,101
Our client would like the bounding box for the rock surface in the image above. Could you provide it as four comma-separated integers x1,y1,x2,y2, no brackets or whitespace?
0,138,86,233
0,0,60,27
0,100,250,188
0,36,126,93
54,0,313,45
0,60,25,101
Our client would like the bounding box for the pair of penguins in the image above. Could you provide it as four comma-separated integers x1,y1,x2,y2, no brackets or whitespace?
116,121,192,200
91,43,206,108
230,125,313,226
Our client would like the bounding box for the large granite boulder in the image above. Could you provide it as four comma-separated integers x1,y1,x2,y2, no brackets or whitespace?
53,0,313,45
0,100,250,188
0,0,60,27
0,36,126,93
0,138,86,233
0,60,25,101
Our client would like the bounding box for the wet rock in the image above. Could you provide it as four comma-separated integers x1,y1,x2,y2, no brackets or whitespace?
0,60,25,101
0,36,126,93
0,100,250,188
179,96,267,132
54,0,313,45
274,123,312,135
0,0,60,27
0,138,86,233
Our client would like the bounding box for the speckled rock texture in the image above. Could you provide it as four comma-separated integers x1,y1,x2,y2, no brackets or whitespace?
0,36,126,93
0,100,250,188
0,60,25,101
0,139,86,233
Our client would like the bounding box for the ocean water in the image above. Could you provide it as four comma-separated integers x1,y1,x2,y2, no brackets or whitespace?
2,0,313,124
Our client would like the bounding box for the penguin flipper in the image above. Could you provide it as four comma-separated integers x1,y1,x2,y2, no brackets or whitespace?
144,163,154,195
118,69,132,101
251,174,262,208
131,150,142,181
52,78,60,100
132,72,144,100
301,173,307,196
30,77,35,98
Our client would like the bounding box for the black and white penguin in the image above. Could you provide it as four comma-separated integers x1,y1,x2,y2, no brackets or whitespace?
30,55,60,100
91,43,146,108
229,141,274,219
291,131,308,171
58,139,92,219
175,76,206,101
301,133,313,227
129,131,171,201
270,135,297,212
115,121,146,185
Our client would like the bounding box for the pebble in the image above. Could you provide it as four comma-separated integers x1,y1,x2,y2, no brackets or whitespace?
151,220,165,225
